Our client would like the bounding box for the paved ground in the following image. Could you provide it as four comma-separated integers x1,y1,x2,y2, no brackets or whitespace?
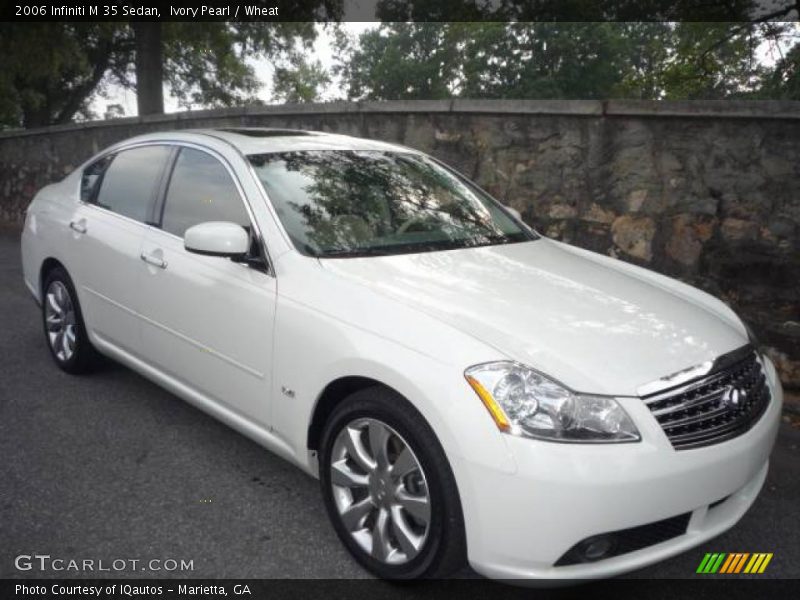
1,231,798,581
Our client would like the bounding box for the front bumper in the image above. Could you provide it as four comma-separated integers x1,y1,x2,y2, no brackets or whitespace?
455,356,783,582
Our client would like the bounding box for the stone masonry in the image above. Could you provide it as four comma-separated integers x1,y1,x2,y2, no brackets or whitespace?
0,99,798,394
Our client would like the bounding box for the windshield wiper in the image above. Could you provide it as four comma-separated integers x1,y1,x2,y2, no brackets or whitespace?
317,247,394,258
317,235,527,259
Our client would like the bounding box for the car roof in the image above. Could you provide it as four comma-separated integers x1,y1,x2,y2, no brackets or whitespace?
116,128,420,156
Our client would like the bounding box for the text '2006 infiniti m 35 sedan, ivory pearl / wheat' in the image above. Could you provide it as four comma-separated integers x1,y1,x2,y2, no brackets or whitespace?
21,128,782,583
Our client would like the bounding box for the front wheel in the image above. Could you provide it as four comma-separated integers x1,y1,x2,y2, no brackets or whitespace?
319,387,466,579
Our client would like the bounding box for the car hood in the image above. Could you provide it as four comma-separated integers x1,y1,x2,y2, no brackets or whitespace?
319,239,747,396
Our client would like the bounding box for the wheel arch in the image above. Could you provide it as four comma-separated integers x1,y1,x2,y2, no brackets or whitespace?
40,257,67,296
307,375,390,451
309,375,470,578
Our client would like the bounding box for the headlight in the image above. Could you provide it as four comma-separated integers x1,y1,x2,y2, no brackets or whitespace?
465,361,640,443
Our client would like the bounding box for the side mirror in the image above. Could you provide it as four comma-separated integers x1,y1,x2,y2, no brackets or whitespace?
184,221,249,258
504,205,522,221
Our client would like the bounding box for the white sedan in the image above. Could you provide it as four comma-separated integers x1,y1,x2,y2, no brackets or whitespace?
21,128,782,582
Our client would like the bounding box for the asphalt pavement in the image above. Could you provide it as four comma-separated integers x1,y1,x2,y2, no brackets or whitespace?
1,230,798,582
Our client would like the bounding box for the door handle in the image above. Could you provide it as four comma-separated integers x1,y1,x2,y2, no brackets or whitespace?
140,252,168,269
69,220,87,234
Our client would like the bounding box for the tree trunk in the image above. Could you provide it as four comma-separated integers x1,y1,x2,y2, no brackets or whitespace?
133,22,164,116
22,104,51,129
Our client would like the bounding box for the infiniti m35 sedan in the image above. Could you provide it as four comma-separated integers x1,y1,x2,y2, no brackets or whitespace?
21,128,782,582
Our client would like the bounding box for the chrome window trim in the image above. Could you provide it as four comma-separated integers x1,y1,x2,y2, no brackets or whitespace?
79,201,156,233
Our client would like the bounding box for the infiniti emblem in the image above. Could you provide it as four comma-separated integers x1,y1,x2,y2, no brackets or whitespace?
721,385,747,410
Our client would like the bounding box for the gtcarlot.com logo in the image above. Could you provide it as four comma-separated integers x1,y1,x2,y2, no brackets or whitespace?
15,554,194,573
697,552,773,574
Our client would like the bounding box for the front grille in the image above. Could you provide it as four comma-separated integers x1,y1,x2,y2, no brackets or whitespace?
555,512,691,566
643,346,770,450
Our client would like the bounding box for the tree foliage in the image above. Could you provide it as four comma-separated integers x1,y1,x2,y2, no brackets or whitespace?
338,22,793,100
752,28,800,99
2,2,798,130
334,23,462,100
335,21,800,102
273,55,332,103
0,22,318,128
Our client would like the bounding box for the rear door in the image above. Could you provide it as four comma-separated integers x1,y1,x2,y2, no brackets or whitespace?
137,145,276,427
70,144,173,355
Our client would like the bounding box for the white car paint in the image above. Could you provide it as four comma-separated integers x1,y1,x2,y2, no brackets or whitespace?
184,221,251,256
20,129,782,582
319,239,748,397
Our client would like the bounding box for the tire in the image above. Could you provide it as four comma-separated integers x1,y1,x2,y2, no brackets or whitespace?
319,386,466,580
41,266,100,374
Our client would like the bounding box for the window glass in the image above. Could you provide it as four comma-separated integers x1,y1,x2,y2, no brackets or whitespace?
161,148,249,238
80,155,113,203
94,145,171,223
248,150,534,258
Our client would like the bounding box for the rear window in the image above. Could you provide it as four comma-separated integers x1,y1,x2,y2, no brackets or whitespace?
80,155,113,203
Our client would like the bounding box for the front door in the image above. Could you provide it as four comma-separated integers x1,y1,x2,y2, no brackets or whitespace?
136,146,276,427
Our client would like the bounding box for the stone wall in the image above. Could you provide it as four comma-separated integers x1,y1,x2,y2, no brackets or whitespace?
1,100,798,392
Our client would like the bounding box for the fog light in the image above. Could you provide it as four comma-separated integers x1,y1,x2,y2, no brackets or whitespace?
580,535,615,561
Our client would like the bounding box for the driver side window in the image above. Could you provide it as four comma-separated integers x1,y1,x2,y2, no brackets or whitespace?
160,148,250,238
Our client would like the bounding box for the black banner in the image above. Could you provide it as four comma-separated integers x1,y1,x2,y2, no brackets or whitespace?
2,0,799,23
3,579,800,600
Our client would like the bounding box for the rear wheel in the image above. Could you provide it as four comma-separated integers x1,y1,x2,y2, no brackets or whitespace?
42,266,100,374
319,387,466,579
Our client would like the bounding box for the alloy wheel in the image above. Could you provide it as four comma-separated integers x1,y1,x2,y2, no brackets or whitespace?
329,418,431,565
44,280,77,362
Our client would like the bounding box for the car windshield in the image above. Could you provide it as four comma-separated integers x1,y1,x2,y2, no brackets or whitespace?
248,150,536,258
